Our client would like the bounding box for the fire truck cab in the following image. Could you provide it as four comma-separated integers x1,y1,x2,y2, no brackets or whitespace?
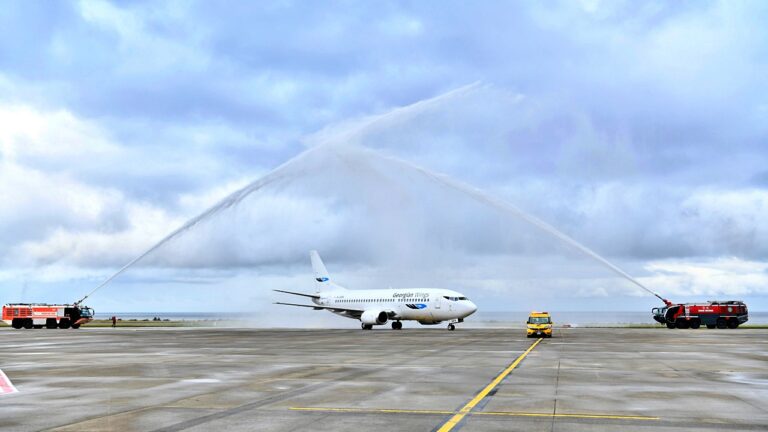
2,304,94,329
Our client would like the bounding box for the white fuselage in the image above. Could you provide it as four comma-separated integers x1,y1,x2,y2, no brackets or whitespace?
276,251,478,329
315,288,477,323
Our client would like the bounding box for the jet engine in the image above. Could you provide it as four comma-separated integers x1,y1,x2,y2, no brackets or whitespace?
361,310,388,325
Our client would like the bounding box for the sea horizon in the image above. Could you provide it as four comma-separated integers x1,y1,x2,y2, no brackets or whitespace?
95,310,768,326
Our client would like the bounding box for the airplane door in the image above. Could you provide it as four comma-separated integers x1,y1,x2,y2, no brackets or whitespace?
434,296,441,309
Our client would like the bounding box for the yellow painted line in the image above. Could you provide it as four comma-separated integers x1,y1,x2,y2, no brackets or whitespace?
477,411,658,421
290,407,454,415
436,337,543,432
289,406,658,421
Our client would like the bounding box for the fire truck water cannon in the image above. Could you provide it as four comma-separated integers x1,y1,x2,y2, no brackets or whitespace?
2,303,94,330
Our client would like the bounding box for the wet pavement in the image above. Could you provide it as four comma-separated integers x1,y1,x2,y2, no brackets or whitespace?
1,327,766,431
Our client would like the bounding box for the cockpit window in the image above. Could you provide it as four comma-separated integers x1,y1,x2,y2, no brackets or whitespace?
443,296,469,301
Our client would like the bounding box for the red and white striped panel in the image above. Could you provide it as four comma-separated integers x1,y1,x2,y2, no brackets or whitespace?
0,369,18,395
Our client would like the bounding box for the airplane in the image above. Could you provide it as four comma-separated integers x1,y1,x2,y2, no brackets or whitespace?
275,250,478,330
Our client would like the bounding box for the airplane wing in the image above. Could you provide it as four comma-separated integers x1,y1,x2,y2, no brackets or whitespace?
274,302,365,319
273,289,320,299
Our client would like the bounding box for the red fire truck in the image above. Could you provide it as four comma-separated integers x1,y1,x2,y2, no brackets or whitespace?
2,304,94,329
652,300,748,329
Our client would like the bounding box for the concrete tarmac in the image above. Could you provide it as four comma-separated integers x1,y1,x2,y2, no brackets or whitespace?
1,327,766,431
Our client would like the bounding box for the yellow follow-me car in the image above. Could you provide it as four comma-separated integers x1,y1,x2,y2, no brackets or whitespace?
527,311,553,338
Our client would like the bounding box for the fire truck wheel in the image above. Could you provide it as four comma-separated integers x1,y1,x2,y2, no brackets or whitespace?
59,319,71,329
666,322,675,329
675,319,690,329
46,319,58,329
33,325,43,329
23,319,33,329
689,320,701,329
727,319,739,329
706,324,716,329
71,324,81,329
716,318,727,329
11,319,23,329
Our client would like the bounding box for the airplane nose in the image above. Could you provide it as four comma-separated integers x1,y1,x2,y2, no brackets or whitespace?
467,302,478,316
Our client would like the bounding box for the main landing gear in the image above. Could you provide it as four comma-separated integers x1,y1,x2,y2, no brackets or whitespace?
391,321,402,330
361,323,373,330
447,324,455,331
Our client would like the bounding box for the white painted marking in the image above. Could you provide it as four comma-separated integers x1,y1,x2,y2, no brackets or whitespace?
0,369,18,395
182,379,220,384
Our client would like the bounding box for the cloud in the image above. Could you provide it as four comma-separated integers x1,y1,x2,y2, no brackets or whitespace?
641,257,768,298
4,85,768,312
1,1,767,314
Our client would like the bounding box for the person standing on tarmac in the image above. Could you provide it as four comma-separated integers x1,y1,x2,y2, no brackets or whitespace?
111,316,117,328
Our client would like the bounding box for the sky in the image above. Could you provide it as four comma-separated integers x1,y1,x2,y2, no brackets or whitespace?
1,1,768,322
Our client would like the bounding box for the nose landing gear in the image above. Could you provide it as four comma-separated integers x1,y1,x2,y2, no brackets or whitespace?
391,321,402,330
446,318,463,331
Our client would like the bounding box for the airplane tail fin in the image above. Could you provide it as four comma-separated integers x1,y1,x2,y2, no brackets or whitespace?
310,250,336,293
